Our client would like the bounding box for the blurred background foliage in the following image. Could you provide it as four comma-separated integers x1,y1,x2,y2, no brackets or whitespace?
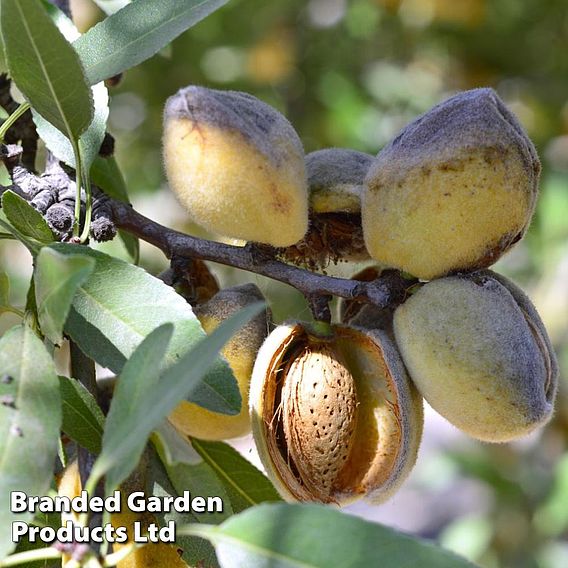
1,0,567,566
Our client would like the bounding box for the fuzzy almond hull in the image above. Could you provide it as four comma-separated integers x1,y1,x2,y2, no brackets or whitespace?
393,272,557,442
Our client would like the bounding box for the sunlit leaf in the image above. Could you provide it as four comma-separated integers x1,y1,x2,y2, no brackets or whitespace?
1,0,93,138
0,325,61,560
1,191,54,247
53,243,238,412
34,82,109,172
34,247,95,344
74,0,230,85
33,2,109,172
192,439,281,514
97,323,173,493
96,302,261,493
182,503,477,568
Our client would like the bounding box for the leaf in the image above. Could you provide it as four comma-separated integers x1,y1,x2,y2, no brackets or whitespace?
34,248,95,344
24,274,38,319
1,0,93,138
73,0,230,85
0,325,61,560
0,216,37,253
1,191,54,246
147,450,219,568
97,323,173,493
165,457,233,524
0,33,6,73
153,423,233,524
94,302,263,493
91,156,130,203
153,421,202,466
34,3,109,172
59,376,105,454
183,503,477,568
118,230,140,264
40,0,81,42
34,81,109,172
54,243,239,412
192,440,282,514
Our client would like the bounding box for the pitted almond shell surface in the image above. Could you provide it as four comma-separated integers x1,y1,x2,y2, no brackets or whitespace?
249,322,423,505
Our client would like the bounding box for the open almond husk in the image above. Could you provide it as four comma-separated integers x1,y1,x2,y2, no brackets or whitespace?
249,322,423,505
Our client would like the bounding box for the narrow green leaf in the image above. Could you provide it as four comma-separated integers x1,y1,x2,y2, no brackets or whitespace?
183,503,477,568
0,34,6,74
118,230,140,264
59,376,104,454
94,303,263,493
192,439,281,514
90,156,130,202
1,0,93,138
24,274,38,322
54,243,239,412
165,458,233,523
0,215,37,253
153,424,233,524
147,449,219,568
74,0,230,85
153,421,202,466
1,191,54,246
34,81,109,172
0,325,61,560
98,323,173,493
34,248,95,344
32,510,62,530
34,4,109,172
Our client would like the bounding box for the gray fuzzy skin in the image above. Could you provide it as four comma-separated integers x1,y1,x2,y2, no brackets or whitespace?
457,272,555,425
360,327,423,504
306,148,374,191
366,88,540,199
476,270,559,405
195,283,271,343
164,86,304,167
394,271,556,440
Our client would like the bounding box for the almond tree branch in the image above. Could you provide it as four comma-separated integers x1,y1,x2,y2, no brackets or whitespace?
110,200,413,310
